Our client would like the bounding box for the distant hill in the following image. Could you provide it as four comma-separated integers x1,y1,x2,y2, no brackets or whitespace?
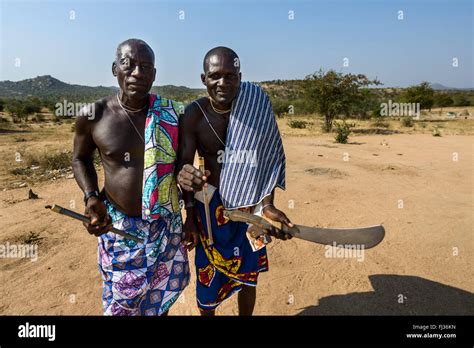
0,75,206,103
1,76,472,106
150,85,206,102
429,82,474,91
0,75,117,101
430,83,456,91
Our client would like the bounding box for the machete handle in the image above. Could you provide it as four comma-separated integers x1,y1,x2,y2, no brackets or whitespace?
262,215,300,235
223,210,273,234
262,215,284,231
46,204,143,243
223,210,298,237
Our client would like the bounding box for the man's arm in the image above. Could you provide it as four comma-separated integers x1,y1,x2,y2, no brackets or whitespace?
176,103,206,250
72,106,99,194
72,103,112,236
176,103,209,193
177,105,197,209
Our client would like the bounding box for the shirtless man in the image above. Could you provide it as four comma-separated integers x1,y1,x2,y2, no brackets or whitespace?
73,38,189,316
177,47,293,316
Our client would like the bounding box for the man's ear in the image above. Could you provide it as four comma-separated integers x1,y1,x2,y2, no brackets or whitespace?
239,72,242,81
153,67,157,83
201,73,206,85
112,61,118,77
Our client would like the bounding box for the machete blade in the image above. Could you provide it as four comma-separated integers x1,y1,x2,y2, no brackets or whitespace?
293,224,385,249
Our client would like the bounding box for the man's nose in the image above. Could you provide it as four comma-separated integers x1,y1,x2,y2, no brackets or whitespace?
131,64,144,77
217,77,228,86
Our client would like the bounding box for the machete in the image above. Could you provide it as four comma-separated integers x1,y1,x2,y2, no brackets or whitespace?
223,210,384,249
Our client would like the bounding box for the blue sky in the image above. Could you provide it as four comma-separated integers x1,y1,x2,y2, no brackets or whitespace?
0,0,472,88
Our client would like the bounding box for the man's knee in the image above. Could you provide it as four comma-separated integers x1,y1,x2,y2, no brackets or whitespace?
239,284,256,295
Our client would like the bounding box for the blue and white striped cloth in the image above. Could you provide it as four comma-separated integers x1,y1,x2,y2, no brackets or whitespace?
219,81,286,209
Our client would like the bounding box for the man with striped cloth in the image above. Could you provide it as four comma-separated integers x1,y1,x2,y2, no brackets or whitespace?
177,46,293,315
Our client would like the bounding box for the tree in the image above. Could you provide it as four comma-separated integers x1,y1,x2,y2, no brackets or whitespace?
435,93,454,114
345,87,382,119
399,82,434,111
304,69,381,131
271,98,290,118
453,93,471,107
5,99,40,122
435,93,454,108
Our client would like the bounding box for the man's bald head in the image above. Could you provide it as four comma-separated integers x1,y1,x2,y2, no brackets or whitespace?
203,46,239,73
201,46,241,108
115,38,155,63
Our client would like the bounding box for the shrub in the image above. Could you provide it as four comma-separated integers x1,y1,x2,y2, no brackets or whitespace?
432,126,442,137
334,120,354,144
401,116,414,127
288,120,307,129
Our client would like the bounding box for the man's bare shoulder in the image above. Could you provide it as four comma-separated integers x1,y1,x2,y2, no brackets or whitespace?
74,96,115,134
183,97,207,123
77,96,115,123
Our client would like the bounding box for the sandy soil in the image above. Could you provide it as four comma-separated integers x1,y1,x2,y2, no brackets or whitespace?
0,127,473,315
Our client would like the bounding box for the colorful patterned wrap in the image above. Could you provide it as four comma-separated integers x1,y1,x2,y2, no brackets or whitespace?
194,189,269,310
142,94,183,221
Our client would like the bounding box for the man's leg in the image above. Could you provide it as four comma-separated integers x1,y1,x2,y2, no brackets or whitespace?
199,308,216,316
238,284,256,316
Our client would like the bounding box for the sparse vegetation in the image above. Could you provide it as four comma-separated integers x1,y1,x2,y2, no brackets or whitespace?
304,69,381,132
371,116,390,128
401,116,414,127
399,82,435,111
287,120,308,129
334,120,354,143
24,150,72,170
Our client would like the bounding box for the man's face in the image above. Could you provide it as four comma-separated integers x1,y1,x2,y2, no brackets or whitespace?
201,54,241,107
113,43,156,100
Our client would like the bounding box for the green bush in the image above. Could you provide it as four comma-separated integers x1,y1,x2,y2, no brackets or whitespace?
334,120,353,144
287,120,307,129
401,116,414,127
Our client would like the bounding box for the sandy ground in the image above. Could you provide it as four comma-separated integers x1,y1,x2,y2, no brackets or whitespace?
0,127,473,315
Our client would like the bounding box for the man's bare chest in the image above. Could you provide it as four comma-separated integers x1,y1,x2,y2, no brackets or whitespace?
195,116,228,156
92,113,146,163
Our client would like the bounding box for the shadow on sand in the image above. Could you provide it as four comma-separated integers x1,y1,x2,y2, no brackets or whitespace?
298,274,474,315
